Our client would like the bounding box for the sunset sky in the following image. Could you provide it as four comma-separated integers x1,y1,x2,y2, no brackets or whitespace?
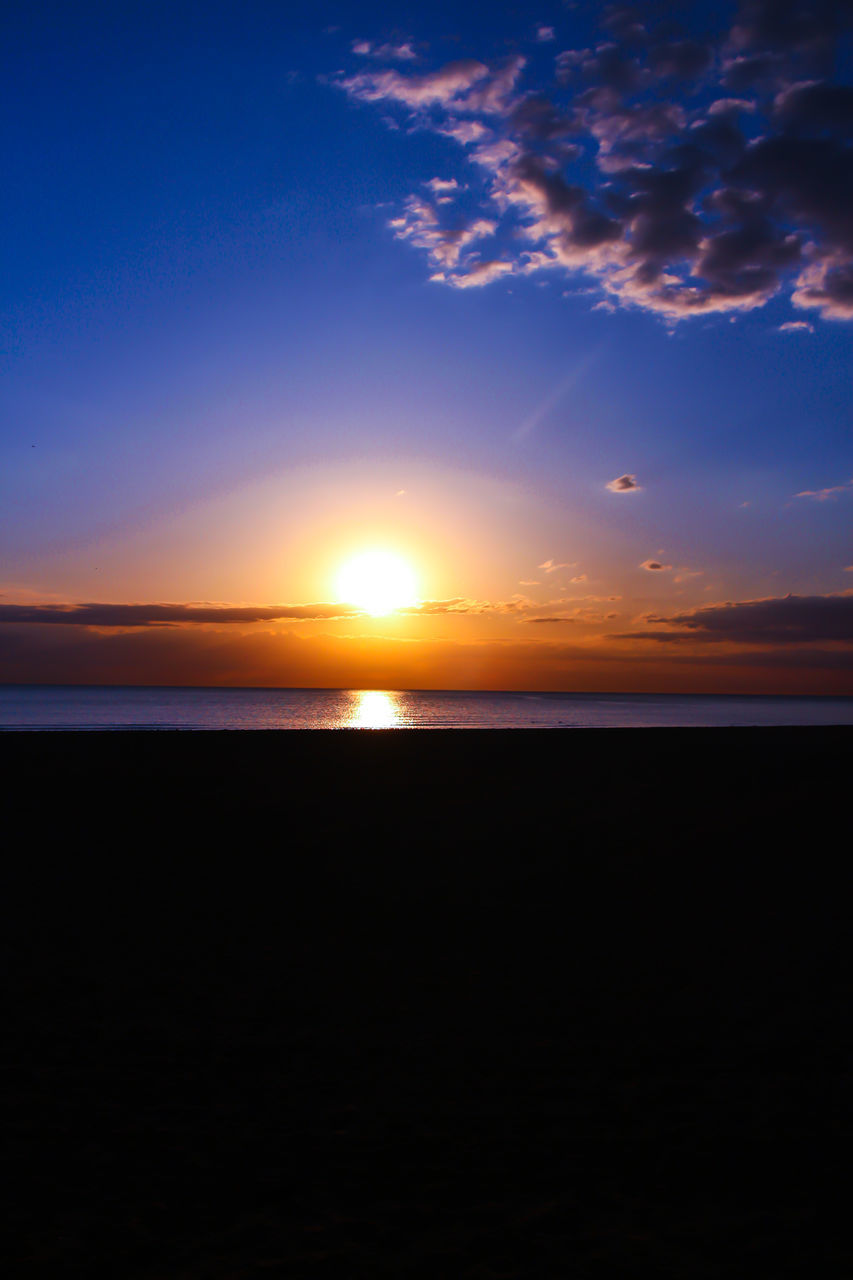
3,0,852,691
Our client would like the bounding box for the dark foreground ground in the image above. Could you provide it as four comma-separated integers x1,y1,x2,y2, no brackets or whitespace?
3,728,851,1276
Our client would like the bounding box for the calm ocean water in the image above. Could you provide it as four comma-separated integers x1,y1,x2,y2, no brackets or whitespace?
1,685,851,729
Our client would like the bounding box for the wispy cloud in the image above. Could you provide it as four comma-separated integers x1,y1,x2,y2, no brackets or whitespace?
340,59,490,108
794,477,853,500
432,258,514,287
389,195,497,269
538,558,577,573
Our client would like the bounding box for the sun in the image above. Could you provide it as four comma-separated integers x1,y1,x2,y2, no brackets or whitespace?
336,550,417,616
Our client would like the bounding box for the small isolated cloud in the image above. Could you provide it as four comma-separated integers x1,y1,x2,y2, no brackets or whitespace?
352,39,416,62
539,558,576,573
779,320,814,333
606,473,641,493
640,560,672,572
844,565,853,572
536,26,556,43
674,568,704,583
794,477,853,501
519,579,541,585
569,573,588,584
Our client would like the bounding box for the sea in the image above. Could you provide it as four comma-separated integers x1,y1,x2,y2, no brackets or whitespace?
1,685,852,729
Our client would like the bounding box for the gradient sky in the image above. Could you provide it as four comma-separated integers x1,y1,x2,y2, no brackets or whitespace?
2,0,852,691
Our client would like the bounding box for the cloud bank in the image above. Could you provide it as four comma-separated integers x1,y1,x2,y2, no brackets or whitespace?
621,592,853,645
338,0,853,321
0,601,363,627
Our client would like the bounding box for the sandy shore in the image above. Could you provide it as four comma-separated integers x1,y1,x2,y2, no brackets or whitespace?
4,728,850,1275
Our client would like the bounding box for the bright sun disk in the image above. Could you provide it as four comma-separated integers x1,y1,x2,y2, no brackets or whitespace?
336,550,417,616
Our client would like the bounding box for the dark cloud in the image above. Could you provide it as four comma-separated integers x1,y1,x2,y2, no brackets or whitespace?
640,560,671,571
730,0,853,61
0,601,362,627
338,1,853,322
582,43,647,94
601,7,648,45
621,593,853,645
510,96,577,142
649,39,712,80
731,137,853,255
775,80,853,132
510,154,621,248
721,51,787,89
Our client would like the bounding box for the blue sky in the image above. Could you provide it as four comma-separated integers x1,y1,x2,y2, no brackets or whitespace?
2,1,852,689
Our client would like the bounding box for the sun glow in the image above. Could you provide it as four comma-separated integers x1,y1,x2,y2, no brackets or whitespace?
349,690,403,728
336,550,418,616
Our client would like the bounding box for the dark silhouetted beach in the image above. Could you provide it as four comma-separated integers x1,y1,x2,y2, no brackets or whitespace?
4,729,849,1275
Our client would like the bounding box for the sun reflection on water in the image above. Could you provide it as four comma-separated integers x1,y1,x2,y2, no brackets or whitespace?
348,690,404,729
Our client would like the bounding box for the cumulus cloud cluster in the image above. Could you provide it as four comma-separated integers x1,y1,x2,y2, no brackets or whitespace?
339,0,853,320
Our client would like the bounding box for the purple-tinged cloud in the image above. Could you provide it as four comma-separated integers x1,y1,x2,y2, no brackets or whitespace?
434,258,514,288
794,477,853,500
341,59,489,108
389,196,497,270
619,592,853,645
352,39,416,62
